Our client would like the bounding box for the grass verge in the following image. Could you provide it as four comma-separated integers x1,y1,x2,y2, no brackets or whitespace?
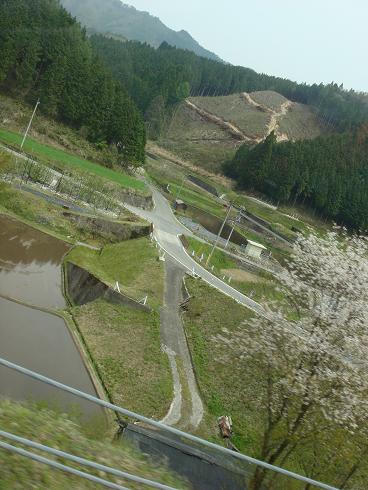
186,235,282,305
183,278,256,451
0,128,146,192
65,237,163,308
71,301,172,420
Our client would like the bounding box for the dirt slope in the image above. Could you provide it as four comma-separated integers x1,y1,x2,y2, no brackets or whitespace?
158,90,324,171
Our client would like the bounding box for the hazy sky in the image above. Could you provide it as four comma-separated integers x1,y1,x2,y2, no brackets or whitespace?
126,0,367,92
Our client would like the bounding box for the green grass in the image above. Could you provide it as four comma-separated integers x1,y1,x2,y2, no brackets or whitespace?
66,237,164,309
187,235,234,270
0,399,187,489
186,235,283,305
65,236,171,421
183,278,257,452
183,280,367,488
72,301,172,419
0,128,146,192
169,183,226,217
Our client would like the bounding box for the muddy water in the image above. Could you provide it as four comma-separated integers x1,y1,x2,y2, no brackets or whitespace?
0,215,102,419
0,298,100,418
0,215,69,308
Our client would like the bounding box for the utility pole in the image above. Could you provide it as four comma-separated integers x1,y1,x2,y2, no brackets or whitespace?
225,212,241,248
20,99,40,151
176,175,186,201
206,203,232,266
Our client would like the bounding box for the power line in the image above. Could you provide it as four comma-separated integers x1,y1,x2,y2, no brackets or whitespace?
0,430,177,490
0,357,338,490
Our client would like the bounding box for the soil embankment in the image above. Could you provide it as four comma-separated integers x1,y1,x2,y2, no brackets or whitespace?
65,262,150,311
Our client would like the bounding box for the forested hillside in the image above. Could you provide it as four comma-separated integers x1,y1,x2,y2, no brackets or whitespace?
225,127,368,231
0,0,145,165
91,35,368,133
60,0,221,61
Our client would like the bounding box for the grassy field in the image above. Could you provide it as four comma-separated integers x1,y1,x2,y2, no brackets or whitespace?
72,301,172,419
183,278,256,451
66,237,163,308
0,128,146,192
186,235,282,305
0,399,187,489
169,183,226,217
65,236,172,420
0,93,115,165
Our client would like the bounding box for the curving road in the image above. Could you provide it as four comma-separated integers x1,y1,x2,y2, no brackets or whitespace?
126,186,264,315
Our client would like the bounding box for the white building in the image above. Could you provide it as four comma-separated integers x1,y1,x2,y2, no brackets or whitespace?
245,239,267,259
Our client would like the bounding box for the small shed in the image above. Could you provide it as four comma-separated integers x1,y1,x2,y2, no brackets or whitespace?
245,239,267,259
173,199,187,211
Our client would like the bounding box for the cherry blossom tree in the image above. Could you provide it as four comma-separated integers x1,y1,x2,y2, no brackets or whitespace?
215,231,368,489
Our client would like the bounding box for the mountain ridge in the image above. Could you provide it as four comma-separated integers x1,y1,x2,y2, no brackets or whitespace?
60,0,222,61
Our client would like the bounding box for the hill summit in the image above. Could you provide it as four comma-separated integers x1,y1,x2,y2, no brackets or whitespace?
60,0,222,61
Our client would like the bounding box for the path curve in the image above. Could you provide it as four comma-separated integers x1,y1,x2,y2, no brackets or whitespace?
126,185,264,315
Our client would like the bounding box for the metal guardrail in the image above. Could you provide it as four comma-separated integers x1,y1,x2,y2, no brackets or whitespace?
0,430,176,490
0,440,131,490
0,357,339,490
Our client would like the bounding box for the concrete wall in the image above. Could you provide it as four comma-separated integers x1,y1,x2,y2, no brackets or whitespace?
64,213,150,242
115,189,153,210
66,262,150,312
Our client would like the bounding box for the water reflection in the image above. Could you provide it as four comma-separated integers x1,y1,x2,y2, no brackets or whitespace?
0,215,69,308
0,215,103,420
0,297,101,419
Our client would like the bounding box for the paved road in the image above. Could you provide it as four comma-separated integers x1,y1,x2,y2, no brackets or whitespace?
2,141,262,313
126,186,264,315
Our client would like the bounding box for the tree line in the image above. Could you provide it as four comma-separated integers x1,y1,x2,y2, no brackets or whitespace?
225,126,368,231
91,35,368,134
0,0,146,165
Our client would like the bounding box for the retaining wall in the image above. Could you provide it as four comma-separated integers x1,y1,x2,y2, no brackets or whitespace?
66,262,150,312
64,213,151,242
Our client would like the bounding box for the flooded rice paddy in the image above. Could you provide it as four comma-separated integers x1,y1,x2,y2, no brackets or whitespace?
0,215,102,419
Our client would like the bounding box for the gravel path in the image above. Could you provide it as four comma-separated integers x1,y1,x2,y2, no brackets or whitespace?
160,257,203,430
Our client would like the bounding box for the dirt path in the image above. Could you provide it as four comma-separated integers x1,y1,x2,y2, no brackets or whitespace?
266,100,292,141
241,93,292,142
186,95,292,145
160,256,203,430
